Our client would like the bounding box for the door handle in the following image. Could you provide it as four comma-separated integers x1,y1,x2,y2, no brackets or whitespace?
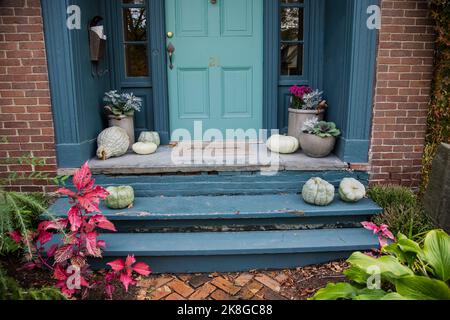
167,42,175,70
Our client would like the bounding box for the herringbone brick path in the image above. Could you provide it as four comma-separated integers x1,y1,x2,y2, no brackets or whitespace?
134,262,347,300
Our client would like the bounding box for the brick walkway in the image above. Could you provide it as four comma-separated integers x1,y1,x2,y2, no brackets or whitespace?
134,262,347,300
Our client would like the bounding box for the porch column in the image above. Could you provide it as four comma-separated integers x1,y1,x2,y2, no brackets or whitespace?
42,0,109,167
335,0,379,163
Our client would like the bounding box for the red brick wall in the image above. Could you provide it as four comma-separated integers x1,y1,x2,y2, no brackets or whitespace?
0,0,57,192
369,0,435,187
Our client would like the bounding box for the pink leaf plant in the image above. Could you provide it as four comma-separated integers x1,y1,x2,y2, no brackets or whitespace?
361,221,395,248
13,162,151,299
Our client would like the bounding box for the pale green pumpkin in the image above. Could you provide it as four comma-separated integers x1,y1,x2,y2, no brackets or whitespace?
105,186,135,209
302,177,335,206
138,131,160,146
339,178,366,202
96,126,129,160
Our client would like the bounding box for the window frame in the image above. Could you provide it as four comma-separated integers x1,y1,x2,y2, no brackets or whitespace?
278,0,323,87
113,0,152,88
279,0,306,80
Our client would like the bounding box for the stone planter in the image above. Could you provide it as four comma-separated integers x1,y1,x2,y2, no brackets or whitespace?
299,133,336,158
108,115,135,147
288,108,324,145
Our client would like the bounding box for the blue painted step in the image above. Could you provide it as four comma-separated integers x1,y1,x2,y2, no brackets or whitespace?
92,228,379,273
86,171,369,197
48,195,381,232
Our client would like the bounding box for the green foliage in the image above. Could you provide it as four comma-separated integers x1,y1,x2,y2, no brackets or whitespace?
0,264,65,300
310,229,450,300
368,185,434,240
312,121,341,138
420,0,450,193
0,191,50,256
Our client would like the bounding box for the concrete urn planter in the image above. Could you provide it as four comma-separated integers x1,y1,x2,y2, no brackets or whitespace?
108,115,135,147
288,108,324,145
299,133,336,158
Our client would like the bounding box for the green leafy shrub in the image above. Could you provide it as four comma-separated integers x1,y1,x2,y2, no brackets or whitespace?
368,186,434,240
0,191,51,256
0,264,65,300
310,229,450,300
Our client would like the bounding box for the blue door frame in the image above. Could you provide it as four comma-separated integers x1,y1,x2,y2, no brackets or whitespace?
42,0,378,168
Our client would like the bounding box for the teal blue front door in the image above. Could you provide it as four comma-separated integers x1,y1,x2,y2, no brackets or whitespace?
166,0,263,140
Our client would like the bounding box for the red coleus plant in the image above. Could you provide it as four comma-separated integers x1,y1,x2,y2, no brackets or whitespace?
362,221,395,248
12,162,151,299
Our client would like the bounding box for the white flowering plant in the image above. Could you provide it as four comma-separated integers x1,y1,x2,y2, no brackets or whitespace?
103,90,142,117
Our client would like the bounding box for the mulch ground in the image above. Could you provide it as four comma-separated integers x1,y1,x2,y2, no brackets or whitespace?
1,255,348,300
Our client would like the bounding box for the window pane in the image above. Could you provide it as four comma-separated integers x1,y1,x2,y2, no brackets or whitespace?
123,8,147,41
281,43,303,75
280,7,303,41
123,0,145,4
280,0,304,4
125,44,149,77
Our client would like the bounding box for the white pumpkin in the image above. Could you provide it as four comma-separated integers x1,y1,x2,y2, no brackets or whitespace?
339,178,366,202
302,177,335,206
266,135,299,154
138,131,160,146
97,126,129,160
132,142,158,155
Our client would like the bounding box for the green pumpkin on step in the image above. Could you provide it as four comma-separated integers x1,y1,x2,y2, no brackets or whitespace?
105,186,135,209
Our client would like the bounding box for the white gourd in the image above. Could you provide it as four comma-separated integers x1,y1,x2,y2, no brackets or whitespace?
132,142,158,155
97,126,129,160
302,177,335,206
339,178,366,202
266,135,299,154
138,131,160,146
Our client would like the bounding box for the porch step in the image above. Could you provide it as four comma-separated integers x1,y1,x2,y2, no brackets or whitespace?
85,170,369,197
94,228,379,273
48,194,382,232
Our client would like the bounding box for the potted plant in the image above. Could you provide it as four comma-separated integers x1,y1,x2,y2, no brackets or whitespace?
299,118,341,158
288,85,327,144
103,90,142,146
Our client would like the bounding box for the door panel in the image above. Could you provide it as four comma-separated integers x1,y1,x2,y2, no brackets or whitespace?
222,67,252,118
175,0,208,36
221,0,253,36
166,0,263,140
177,68,210,119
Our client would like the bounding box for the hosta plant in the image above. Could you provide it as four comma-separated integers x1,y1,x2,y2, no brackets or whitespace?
311,229,450,300
11,163,151,299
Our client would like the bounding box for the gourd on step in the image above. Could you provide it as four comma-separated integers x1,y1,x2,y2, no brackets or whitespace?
302,177,335,206
138,131,160,146
339,178,366,203
105,186,135,209
132,142,158,155
266,134,299,154
96,126,129,160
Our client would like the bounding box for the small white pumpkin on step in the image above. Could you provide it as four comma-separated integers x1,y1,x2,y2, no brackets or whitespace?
339,178,366,203
132,142,158,155
266,134,299,154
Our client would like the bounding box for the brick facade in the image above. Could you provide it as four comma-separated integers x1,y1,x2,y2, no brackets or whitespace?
0,0,436,190
0,0,57,192
369,0,435,187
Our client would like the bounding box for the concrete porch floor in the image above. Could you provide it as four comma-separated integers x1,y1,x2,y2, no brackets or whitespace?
87,143,347,175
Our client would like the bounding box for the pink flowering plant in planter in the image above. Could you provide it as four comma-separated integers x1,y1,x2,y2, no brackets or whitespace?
11,162,151,299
